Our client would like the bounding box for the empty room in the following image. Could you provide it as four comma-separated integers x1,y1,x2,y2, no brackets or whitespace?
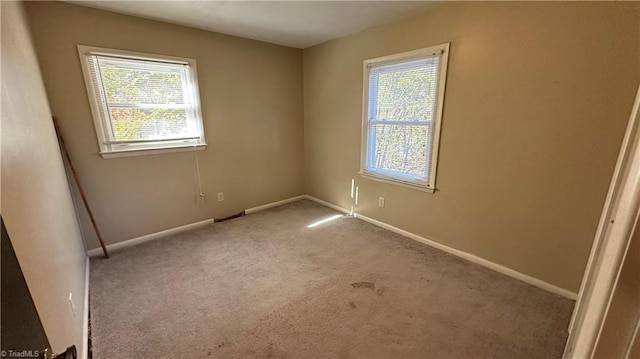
2,1,640,358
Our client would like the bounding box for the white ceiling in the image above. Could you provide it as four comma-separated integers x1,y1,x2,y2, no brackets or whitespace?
66,1,440,48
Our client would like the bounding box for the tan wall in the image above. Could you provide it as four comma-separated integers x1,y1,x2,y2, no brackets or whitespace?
303,1,640,293
24,1,305,250
1,1,88,354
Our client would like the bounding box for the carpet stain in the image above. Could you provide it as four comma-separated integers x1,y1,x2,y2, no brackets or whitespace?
376,287,386,296
349,301,357,309
351,281,375,290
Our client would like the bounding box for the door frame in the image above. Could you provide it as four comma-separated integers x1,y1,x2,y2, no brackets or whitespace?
564,84,640,358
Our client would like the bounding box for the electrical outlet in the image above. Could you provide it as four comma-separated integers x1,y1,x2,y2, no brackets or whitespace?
378,197,385,207
199,194,206,204
217,192,224,202
68,293,76,317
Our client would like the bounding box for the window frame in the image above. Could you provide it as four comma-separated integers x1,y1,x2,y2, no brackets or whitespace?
359,43,450,193
77,45,207,159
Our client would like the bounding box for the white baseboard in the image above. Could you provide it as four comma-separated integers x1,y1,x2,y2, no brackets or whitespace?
85,194,577,300
87,218,214,257
245,195,307,214
82,256,89,359
86,195,307,256
305,195,577,300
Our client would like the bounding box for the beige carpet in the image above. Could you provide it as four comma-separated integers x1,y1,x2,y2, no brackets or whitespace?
90,199,573,358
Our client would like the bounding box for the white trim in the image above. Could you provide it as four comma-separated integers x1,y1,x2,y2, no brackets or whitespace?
564,84,640,358
625,317,640,359
354,212,577,300
429,44,449,191
360,43,450,192
87,218,213,256
244,195,307,214
86,194,578,300
359,171,436,193
77,45,206,157
80,46,193,65
567,101,640,334
100,144,206,159
82,256,89,359
305,195,577,300
86,195,308,255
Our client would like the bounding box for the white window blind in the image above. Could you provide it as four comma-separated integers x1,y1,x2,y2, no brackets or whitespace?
79,46,206,158
361,44,449,191
88,55,200,143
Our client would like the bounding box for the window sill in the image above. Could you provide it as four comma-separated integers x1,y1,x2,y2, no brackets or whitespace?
359,171,436,194
100,144,207,159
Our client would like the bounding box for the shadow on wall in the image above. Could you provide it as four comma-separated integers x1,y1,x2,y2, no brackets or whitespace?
1,218,50,353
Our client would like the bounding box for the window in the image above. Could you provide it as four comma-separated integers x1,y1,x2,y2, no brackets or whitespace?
78,45,206,158
361,43,449,192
